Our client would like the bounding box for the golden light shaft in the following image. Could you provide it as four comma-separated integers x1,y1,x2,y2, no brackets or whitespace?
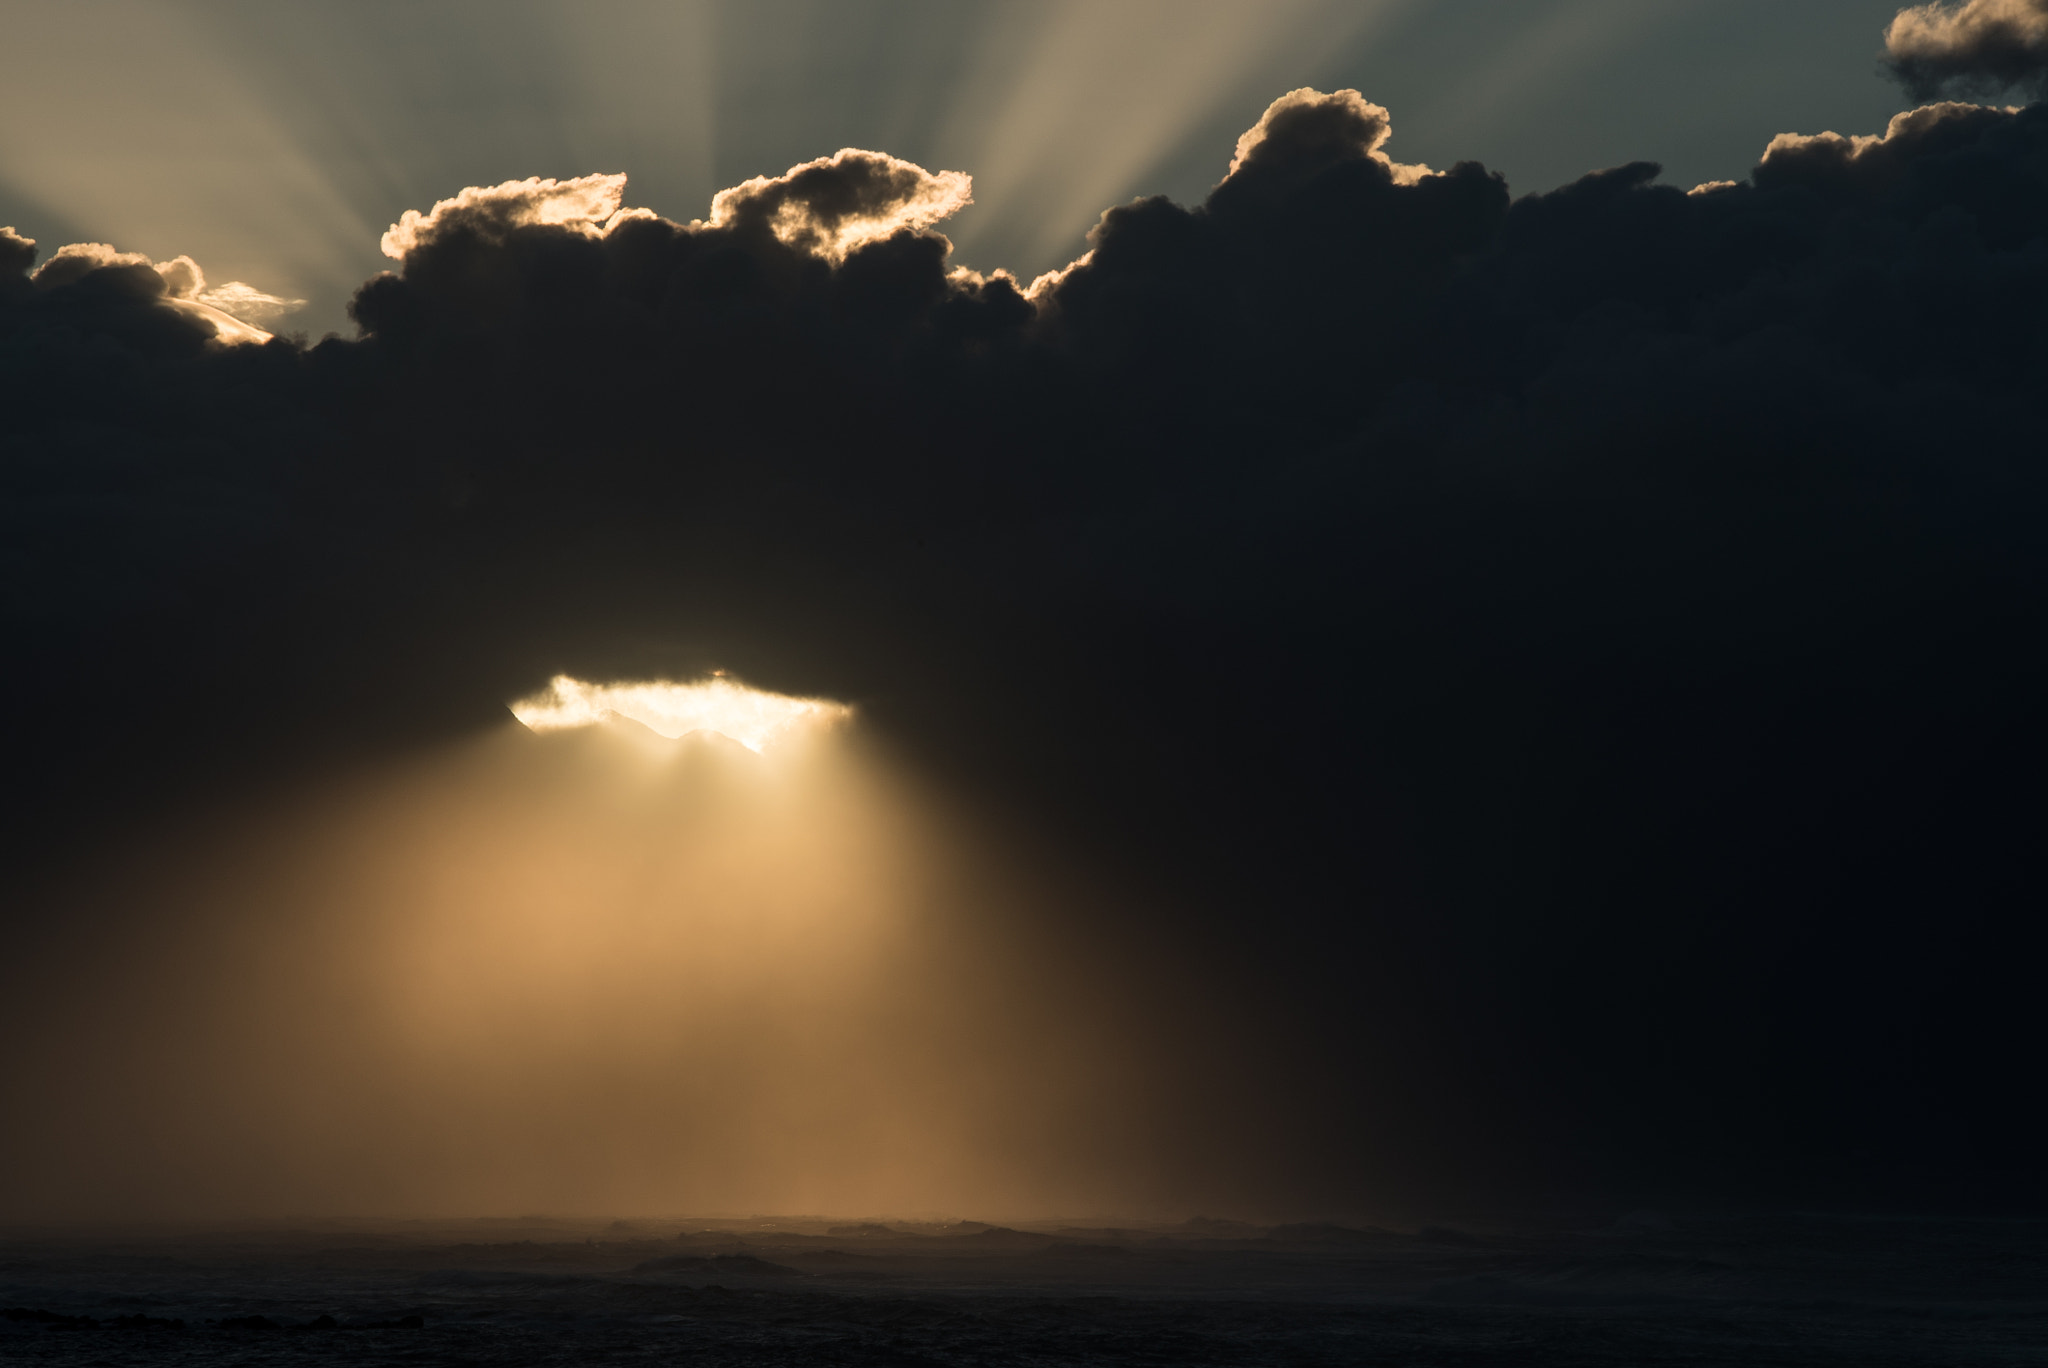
0,707,1184,1221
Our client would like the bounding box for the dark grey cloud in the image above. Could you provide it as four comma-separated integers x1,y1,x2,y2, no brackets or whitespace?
1886,0,2048,99
0,225,37,278
1220,86,1418,187
5,85,2048,1209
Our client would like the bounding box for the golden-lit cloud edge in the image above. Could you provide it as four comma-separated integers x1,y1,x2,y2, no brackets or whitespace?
1887,0,2048,98
18,82,2028,351
510,674,853,753
14,234,303,345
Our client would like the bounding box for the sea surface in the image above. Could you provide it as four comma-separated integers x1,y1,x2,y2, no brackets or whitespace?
2,1212,2042,1365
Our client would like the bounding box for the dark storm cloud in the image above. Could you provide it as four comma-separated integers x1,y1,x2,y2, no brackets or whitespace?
5,86,2048,1208
1886,0,2048,100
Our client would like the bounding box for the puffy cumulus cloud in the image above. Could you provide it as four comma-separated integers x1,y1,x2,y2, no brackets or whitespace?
151,253,206,300
705,148,974,262
1886,0,2048,99
1222,87,1433,190
380,171,631,259
18,241,283,343
5,88,2048,1209
29,240,159,291
1035,87,1496,434
1021,251,1092,300
1755,100,2016,187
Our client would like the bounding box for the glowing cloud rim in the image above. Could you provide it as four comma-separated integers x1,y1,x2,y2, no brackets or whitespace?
509,675,851,753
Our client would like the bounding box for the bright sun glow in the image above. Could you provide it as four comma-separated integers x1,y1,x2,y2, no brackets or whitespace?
510,674,851,753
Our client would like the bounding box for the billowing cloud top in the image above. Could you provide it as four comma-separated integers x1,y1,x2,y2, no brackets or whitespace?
1757,99,2012,181
1886,0,2048,98
375,156,973,269
12,237,299,342
381,172,633,259
1223,88,1433,189
704,149,974,262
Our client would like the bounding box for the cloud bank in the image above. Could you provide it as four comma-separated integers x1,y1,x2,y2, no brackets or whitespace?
4,84,2047,1211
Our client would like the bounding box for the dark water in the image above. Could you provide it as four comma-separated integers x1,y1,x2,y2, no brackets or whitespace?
3,1213,2042,1365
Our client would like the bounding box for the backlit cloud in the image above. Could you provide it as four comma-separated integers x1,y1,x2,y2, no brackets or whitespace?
381,172,633,259
930,0,1403,272
1223,88,1432,187
0,226,32,275
705,148,973,261
1757,99,2011,181
191,279,307,327
0,0,379,327
511,675,852,752
1886,0,2048,98
376,151,972,275
22,239,289,342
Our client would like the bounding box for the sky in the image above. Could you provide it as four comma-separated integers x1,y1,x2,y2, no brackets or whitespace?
3,0,2047,1219
1,0,1917,335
